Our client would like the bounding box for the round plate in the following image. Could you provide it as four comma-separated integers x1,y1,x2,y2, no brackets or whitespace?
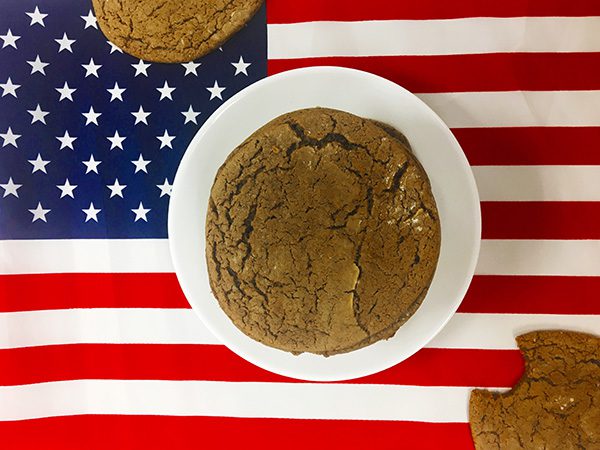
168,67,481,382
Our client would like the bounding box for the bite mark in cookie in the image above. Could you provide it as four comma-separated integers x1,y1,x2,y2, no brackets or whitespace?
470,330,600,449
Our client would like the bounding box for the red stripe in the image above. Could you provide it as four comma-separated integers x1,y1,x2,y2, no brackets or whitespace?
0,344,523,387
0,273,189,312
0,415,474,450
454,127,600,166
268,54,600,93
482,202,600,240
267,0,600,22
2,272,600,314
460,275,600,314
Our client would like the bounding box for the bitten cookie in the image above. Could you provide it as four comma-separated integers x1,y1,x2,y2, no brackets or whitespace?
470,330,600,449
206,107,441,356
92,0,264,63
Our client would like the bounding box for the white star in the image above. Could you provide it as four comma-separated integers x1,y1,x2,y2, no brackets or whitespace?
131,106,151,125
28,154,50,173
56,179,77,198
156,81,175,101
55,33,75,52
55,81,76,101
0,29,20,49
231,56,251,76
82,106,101,126
29,202,50,222
0,127,20,148
26,6,48,27
81,10,98,29
82,202,101,222
27,104,49,124
56,130,77,150
206,80,226,100
157,178,172,197
82,58,101,78
131,59,150,77
27,55,49,75
131,154,150,173
0,177,22,198
82,155,101,174
181,105,200,125
156,130,175,149
132,202,150,222
182,61,201,76
56,131,77,150
107,130,126,150
107,41,123,54
0,78,20,98
107,179,126,198
107,82,126,102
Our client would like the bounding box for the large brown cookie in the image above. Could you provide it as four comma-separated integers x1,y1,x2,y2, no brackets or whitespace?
92,0,263,63
470,330,600,449
206,107,441,356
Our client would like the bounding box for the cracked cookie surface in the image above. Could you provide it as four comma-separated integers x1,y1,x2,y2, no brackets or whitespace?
206,107,441,356
470,330,600,449
92,0,263,63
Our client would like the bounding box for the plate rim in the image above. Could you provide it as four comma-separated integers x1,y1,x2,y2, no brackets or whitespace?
168,66,481,381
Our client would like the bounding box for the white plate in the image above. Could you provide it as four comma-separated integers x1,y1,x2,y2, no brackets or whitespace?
168,67,481,382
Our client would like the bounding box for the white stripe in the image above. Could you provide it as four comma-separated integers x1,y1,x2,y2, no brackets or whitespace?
0,239,173,274
1,239,599,275
474,166,600,201
267,17,600,58
0,309,597,350
477,240,600,276
430,313,600,350
419,91,600,127
0,379,476,422
0,309,220,349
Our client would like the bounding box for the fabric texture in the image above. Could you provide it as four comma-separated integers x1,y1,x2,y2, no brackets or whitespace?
0,0,599,448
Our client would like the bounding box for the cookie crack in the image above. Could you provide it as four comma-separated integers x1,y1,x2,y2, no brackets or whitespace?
328,203,361,229
210,244,222,281
385,161,409,193
366,187,373,216
285,121,364,157
349,243,370,335
226,267,247,297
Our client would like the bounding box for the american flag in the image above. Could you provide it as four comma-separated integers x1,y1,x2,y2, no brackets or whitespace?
1,0,600,448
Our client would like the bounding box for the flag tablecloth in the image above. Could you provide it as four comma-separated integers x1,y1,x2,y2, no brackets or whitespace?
1,1,599,448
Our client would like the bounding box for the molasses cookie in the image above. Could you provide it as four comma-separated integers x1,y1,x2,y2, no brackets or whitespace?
470,330,600,449
92,0,263,63
206,107,441,355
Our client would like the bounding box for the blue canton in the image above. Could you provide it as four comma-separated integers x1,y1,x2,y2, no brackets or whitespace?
0,0,266,238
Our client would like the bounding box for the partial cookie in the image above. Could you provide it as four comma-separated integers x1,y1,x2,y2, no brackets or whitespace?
92,0,264,63
206,107,441,356
470,330,600,449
